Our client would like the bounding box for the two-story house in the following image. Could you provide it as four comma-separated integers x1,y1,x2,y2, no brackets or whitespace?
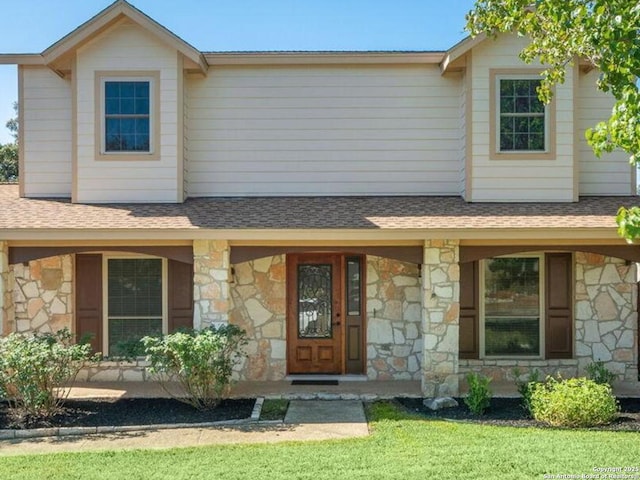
0,0,637,397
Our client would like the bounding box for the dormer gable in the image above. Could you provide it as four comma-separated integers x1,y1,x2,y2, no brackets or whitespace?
42,0,207,77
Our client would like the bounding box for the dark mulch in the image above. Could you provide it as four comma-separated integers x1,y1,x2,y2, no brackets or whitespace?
396,397,640,431
0,398,256,430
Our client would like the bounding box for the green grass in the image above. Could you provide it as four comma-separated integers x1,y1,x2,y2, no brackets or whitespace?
259,399,289,421
1,401,639,480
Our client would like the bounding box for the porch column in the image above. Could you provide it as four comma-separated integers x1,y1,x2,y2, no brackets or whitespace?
193,240,230,329
0,241,15,335
422,239,460,397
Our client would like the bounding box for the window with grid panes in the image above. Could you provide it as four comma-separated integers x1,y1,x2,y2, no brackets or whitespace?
104,80,151,152
107,258,163,356
498,79,546,152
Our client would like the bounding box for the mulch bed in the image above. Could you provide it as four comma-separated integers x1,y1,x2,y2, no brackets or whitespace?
0,398,256,430
396,397,640,431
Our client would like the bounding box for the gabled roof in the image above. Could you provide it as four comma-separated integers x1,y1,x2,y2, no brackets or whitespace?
440,33,487,73
42,0,207,74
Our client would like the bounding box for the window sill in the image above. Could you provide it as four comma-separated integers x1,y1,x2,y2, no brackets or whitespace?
460,358,578,366
96,151,160,161
489,150,555,161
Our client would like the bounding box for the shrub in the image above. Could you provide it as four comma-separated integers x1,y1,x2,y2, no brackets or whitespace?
464,373,492,415
513,368,541,417
110,338,146,361
0,329,94,418
586,361,617,385
142,324,247,410
530,376,619,428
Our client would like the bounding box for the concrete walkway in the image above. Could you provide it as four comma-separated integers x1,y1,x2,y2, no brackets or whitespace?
0,400,369,456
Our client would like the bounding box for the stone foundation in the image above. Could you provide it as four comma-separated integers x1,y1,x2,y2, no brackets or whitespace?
366,256,422,380
11,255,73,335
229,255,286,381
459,359,579,383
77,360,151,382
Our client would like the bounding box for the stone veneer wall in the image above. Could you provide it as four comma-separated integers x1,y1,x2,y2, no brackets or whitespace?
229,255,287,381
11,255,73,335
366,256,422,380
1,241,14,335
460,252,639,383
575,253,638,381
422,240,460,397
193,240,230,329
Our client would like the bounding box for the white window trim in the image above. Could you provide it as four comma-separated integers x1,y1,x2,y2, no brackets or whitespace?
479,253,545,360
495,74,550,155
101,254,168,357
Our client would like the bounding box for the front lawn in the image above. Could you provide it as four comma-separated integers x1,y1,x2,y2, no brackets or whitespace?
1,401,638,480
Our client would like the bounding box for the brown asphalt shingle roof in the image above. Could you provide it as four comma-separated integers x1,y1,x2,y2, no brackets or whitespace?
0,185,634,231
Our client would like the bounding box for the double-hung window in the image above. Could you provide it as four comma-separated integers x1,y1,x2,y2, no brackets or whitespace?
97,73,159,159
481,255,543,357
104,256,166,356
490,71,555,159
105,81,150,152
498,78,546,152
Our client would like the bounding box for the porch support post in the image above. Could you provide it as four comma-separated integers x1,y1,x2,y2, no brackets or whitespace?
0,241,15,335
421,239,460,397
193,240,230,329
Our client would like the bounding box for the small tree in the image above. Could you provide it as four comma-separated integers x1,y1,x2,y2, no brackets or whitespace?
142,324,247,410
0,102,18,182
0,143,18,182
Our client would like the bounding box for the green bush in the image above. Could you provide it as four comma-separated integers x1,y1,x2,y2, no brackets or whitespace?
586,361,617,385
0,329,94,418
513,368,541,417
530,376,619,428
464,373,492,415
142,324,247,410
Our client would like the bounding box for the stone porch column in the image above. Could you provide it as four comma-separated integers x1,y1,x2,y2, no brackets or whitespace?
193,240,230,329
422,239,460,397
0,241,15,335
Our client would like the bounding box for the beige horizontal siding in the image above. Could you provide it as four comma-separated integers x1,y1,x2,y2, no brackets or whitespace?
75,20,180,203
470,35,575,202
187,65,462,196
578,69,633,195
22,66,72,197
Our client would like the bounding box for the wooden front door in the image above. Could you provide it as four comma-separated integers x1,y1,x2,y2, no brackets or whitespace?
287,254,343,374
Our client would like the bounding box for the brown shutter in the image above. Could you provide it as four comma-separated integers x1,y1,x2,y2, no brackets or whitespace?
75,254,103,353
168,259,194,332
545,253,573,359
459,260,479,359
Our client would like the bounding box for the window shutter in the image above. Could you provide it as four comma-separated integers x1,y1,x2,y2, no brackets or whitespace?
459,260,479,359
545,253,573,359
168,259,194,332
75,254,103,353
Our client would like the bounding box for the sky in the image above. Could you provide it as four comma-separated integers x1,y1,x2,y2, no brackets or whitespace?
0,0,477,144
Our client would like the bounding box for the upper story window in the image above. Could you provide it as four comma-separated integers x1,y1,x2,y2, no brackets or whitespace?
105,81,151,152
498,79,545,152
96,72,160,160
489,70,555,160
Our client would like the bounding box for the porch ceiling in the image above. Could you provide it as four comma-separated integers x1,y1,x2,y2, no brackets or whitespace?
0,184,634,237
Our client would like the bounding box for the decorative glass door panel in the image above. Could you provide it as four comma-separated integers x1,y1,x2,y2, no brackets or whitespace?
297,264,332,338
